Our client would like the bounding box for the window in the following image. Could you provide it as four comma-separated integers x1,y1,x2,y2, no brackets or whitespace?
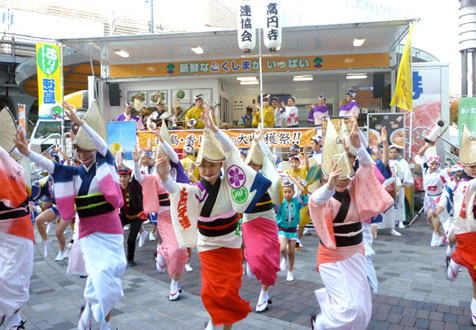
34,121,61,139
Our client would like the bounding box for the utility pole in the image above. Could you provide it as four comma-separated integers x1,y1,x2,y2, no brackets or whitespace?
147,0,154,33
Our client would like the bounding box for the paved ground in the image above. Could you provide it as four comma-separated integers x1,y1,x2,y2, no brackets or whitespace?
19,216,475,330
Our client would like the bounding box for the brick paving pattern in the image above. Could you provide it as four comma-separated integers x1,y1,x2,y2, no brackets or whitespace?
21,216,475,329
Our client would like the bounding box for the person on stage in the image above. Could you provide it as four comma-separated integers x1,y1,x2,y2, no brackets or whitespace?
339,90,359,117
308,95,328,127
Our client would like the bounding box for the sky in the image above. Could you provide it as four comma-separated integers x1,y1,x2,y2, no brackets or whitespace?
279,0,461,95
1,0,463,93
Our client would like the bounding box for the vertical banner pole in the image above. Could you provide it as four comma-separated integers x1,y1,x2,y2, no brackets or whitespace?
258,28,264,128
60,42,65,149
408,111,412,160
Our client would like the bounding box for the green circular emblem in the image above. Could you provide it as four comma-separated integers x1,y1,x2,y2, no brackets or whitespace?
232,187,248,204
37,45,59,75
177,90,185,99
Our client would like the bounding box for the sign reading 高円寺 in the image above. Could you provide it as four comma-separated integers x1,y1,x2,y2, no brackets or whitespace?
137,127,315,150
110,53,389,78
36,43,63,119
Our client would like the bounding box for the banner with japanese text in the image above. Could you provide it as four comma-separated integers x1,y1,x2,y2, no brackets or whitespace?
458,97,476,141
17,103,27,138
137,127,315,150
110,53,389,78
36,43,62,120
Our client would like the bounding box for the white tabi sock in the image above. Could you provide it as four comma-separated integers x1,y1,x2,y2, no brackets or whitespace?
471,298,476,325
312,313,326,330
446,244,452,257
170,279,179,292
205,319,219,330
259,289,269,302
447,259,462,281
99,320,111,330
4,312,21,329
78,304,92,330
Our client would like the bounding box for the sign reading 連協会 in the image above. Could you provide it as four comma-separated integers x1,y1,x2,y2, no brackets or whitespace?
36,43,62,120
237,0,256,52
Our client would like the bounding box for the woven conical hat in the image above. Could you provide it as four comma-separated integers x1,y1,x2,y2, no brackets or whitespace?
460,125,476,166
196,128,225,164
172,96,180,109
159,111,172,120
133,98,147,111
0,107,16,152
340,120,356,156
156,95,164,105
322,118,354,179
75,101,107,151
245,140,264,166
158,119,172,157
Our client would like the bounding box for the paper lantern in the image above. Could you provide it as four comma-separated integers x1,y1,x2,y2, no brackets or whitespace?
263,1,282,51
237,0,256,53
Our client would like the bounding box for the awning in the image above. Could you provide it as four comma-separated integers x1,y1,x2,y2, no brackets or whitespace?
57,20,414,68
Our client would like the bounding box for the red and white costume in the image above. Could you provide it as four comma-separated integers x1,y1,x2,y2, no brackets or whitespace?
414,154,450,212
0,147,34,327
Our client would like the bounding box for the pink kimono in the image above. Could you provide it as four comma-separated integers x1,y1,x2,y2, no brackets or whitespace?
141,174,188,277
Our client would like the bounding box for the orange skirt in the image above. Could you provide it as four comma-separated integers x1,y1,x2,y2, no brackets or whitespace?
452,231,476,282
199,247,251,325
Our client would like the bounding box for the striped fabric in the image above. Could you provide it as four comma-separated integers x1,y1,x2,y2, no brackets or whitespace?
52,150,123,221
0,147,34,241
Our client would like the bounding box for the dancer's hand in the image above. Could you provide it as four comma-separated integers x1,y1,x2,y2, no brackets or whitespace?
202,103,218,133
254,129,263,141
63,102,84,126
13,129,30,156
349,120,361,148
156,155,170,182
132,145,141,162
327,162,342,190
380,126,388,144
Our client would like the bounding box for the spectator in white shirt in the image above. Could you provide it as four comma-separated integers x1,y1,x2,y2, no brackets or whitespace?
283,96,299,128
272,97,286,128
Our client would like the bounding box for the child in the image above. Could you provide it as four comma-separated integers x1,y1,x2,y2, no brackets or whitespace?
414,142,451,246
275,177,308,281
285,155,309,249
432,164,465,266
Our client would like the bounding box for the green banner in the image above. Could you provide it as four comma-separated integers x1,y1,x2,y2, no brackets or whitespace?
458,97,476,141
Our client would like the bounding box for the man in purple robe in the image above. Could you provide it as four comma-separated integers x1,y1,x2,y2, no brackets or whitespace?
307,95,328,126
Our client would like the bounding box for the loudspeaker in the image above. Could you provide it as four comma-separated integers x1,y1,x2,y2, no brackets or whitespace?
373,73,385,99
108,83,121,106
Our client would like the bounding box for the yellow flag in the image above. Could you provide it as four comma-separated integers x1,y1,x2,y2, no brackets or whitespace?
390,23,416,111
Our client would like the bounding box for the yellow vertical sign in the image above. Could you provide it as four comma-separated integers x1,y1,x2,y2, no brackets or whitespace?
36,43,62,119
390,22,416,112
